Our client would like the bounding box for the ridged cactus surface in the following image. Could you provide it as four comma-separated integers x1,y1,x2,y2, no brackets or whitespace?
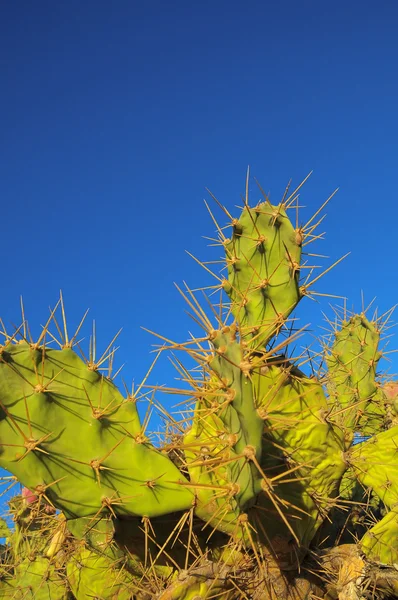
223,200,303,348
0,341,193,520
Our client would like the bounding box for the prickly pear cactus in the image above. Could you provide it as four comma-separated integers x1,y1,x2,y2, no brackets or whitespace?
67,547,139,600
0,173,397,599
0,337,194,521
222,200,303,348
325,313,384,436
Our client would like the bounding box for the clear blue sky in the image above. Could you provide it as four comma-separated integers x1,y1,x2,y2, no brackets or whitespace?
1,0,398,456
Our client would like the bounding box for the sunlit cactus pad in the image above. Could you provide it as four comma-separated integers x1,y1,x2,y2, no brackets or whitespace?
0,339,194,519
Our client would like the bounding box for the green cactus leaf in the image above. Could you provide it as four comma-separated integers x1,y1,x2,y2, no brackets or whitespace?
67,547,137,600
0,557,67,600
0,342,193,521
360,508,398,565
224,202,302,350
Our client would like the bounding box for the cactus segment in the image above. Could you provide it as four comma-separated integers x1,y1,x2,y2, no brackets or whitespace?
5,491,59,562
254,360,346,547
0,342,193,520
67,547,137,600
183,326,264,535
66,514,116,555
223,202,302,350
354,388,387,437
325,314,382,433
208,326,264,461
360,508,398,565
184,410,244,536
350,425,398,509
0,557,67,600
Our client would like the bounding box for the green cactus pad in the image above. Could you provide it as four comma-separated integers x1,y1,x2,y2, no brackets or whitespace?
67,546,137,600
0,341,193,520
223,202,302,349
350,425,398,509
360,508,398,565
254,359,346,547
325,314,382,434
0,557,67,600
183,326,264,536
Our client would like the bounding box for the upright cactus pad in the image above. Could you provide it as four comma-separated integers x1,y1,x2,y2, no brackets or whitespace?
184,326,264,536
223,201,303,349
253,359,346,550
325,314,383,435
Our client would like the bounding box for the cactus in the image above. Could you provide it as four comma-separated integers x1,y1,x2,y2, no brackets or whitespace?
0,557,67,600
0,489,71,599
324,313,385,436
0,339,194,520
0,173,398,599
222,196,303,348
66,547,139,600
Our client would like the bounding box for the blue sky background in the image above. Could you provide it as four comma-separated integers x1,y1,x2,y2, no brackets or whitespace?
1,1,398,508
